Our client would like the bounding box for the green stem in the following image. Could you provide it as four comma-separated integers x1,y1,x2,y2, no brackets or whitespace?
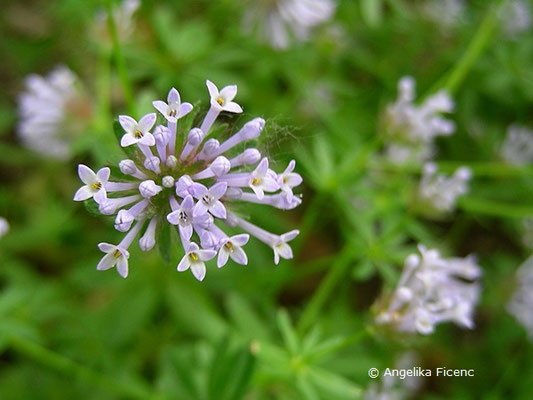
459,197,533,218
297,248,353,334
106,1,137,116
8,335,153,399
430,0,505,95
303,327,373,364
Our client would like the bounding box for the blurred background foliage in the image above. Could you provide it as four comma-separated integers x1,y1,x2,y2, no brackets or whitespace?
1,0,533,399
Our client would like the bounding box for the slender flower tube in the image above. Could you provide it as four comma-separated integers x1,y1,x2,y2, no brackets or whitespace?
74,83,303,280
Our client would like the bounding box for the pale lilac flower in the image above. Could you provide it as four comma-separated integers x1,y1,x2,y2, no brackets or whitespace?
119,114,156,147
152,87,193,123
500,124,533,165
416,163,472,215
384,77,455,164
217,234,250,268
94,0,141,43
501,0,532,37
75,81,302,280
177,242,217,281
508,255,533,339
206,80,243,113
244,0,336,49
422,0,465,29
73,165,110,204
0,217,9,238
375,245,482,335
17,66,91,159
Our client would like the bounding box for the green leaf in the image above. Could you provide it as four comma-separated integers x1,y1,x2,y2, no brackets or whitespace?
307,366,362,399
277,309,299,355
361,0,383,28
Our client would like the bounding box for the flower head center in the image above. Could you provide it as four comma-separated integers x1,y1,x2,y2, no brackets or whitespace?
178,211,189,225
224,241,234,251
202,194,213,205
283,177,288,184
168,109,177,117
189,252,199,262
134,129,144,139
91,182,102,191
113,249,122,258
217,97,224,106
252,178,261,186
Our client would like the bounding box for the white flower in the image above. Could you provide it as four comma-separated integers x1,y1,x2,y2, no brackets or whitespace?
376,245,482,335
97,243,130,278
423,0,465,29
177,242,217,281
277,160,303,202
508,255,533,339
152,87,193,123
0,217,9,238
217,234,249,268
500,124,533,165
73,165,110,204
17,66,88,159
272,230,299,264
416,163,472,215
501,0,532,37
206,80,243,113
249,158,280,200
244,0,336,49
119,113,157,147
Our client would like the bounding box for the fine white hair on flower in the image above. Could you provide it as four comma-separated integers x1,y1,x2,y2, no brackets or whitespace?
383,76,455,164
375,245,482,335
243,0,336,49
17,66,91,160
74,80,303,280
500,124,533,166
415,162,472,215
508,255,533,340
0,217,9,239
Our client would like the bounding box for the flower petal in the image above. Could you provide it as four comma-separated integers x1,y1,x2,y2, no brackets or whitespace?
177,255,190,272
167,87,180,104
78,164,98,185
206,80,219,99
231,234,249,246
178,102,193,117
261,177,279,192
193,201,208,218
139,132,155,146
209,201,226,219
73,186,93,201
152,100,168,116
281,230,299,242
97,167,111,184
166,210,180,225
97,253,117,271
254,158,269,177
121,133,138,147
138,113,156,132
220,85,237,102
250,185,265,200
180,224,193,241
118,115,137,133
181,195,194,211
190,262,206,281
198,249,217,262
217,248,229,268
209,182,227,199
98,242,115,252
93,189,107,205
230,246,248,265
223,102,243,113
116,256,129,278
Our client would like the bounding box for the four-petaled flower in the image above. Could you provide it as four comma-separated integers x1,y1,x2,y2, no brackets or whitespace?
206,80,243,113
177,242,217,281
73,164,110,204
218,234,249,268
193,182,228,218
119,113,157,147
152,87,193,123
277,160,303,202
249,158,279,199
97,243,130,278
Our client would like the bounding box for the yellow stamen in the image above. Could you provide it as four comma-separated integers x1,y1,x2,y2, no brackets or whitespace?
113,249,121,258
252,178,261,186
224,242,234,251
168,109,177,117
91,182,102,190
134,129,143,138
217,97,224,106
190,252,199,262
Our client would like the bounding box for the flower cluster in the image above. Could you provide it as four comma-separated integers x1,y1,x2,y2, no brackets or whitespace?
243,0,336,49
500,124,533,165
17,66,90,160
375,245,482,335
0,217,8,239
415,162,472,215
508,255,533,339
74,80,302,280
383,77,455,164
